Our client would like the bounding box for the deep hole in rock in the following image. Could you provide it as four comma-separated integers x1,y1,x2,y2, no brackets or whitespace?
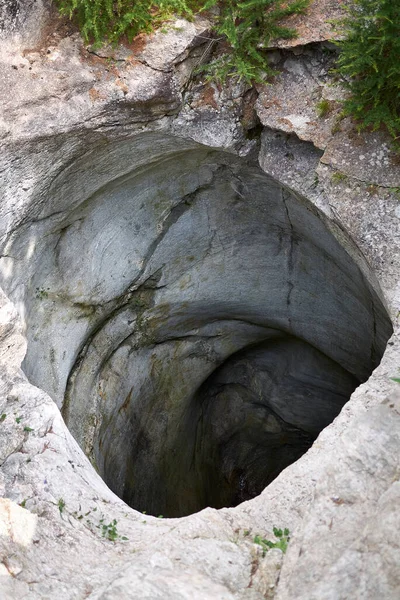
184,337,358,511
7,134,392,518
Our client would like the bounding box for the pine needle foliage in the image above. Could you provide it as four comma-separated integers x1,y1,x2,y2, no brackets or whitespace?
200,0,310,83
55,0,195,45
335,0,400,143
55,0,310,83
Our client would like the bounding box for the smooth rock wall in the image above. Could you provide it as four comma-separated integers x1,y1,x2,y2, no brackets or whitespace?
0,130,391,516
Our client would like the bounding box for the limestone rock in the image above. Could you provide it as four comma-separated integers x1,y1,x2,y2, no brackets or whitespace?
256,45,400,310
0,0,51,47
270,0,346,48
0,3,399,600
256,46,343,150
276,392,400,600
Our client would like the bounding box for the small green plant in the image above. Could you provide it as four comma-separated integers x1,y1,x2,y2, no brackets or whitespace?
331,171,348,184
101,518,118,541
334,0,400,147
23,426,34,432
72,507,128,541
19,499,27,508
331,113,345,135
254,527,290,556
35,287,50,300
391,377,400,384
0,413,6,422
99,518,129,541
316,98,332,118
15,416,22,423
311,173,319,189
58,498,66,514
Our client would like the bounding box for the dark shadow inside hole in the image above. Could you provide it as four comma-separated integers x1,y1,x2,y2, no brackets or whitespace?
121,336,359,518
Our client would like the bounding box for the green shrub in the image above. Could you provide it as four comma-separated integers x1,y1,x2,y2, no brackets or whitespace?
54,0,195,46
56,0,310,83
200,0,310,83
335,0,400,144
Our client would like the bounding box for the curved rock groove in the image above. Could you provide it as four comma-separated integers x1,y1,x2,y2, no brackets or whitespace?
3,133,392,518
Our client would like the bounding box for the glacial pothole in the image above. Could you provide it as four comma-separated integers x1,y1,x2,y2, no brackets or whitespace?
4,133,392,518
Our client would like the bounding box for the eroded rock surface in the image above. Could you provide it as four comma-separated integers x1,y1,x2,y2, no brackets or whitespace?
1,128,390,519
0,0,50,46
271,0,346,48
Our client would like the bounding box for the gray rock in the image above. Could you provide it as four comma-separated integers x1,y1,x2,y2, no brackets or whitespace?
0,5,399,600
268,0,346,49
0,0,51,46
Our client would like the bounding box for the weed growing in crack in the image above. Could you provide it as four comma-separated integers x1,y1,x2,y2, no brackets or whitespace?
316,98,333,118
331,171,348,184
99,518,129,542
100,519,118,541
254,527,290,555
35,287,50,300
311,173,319,189
71,507,129,542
